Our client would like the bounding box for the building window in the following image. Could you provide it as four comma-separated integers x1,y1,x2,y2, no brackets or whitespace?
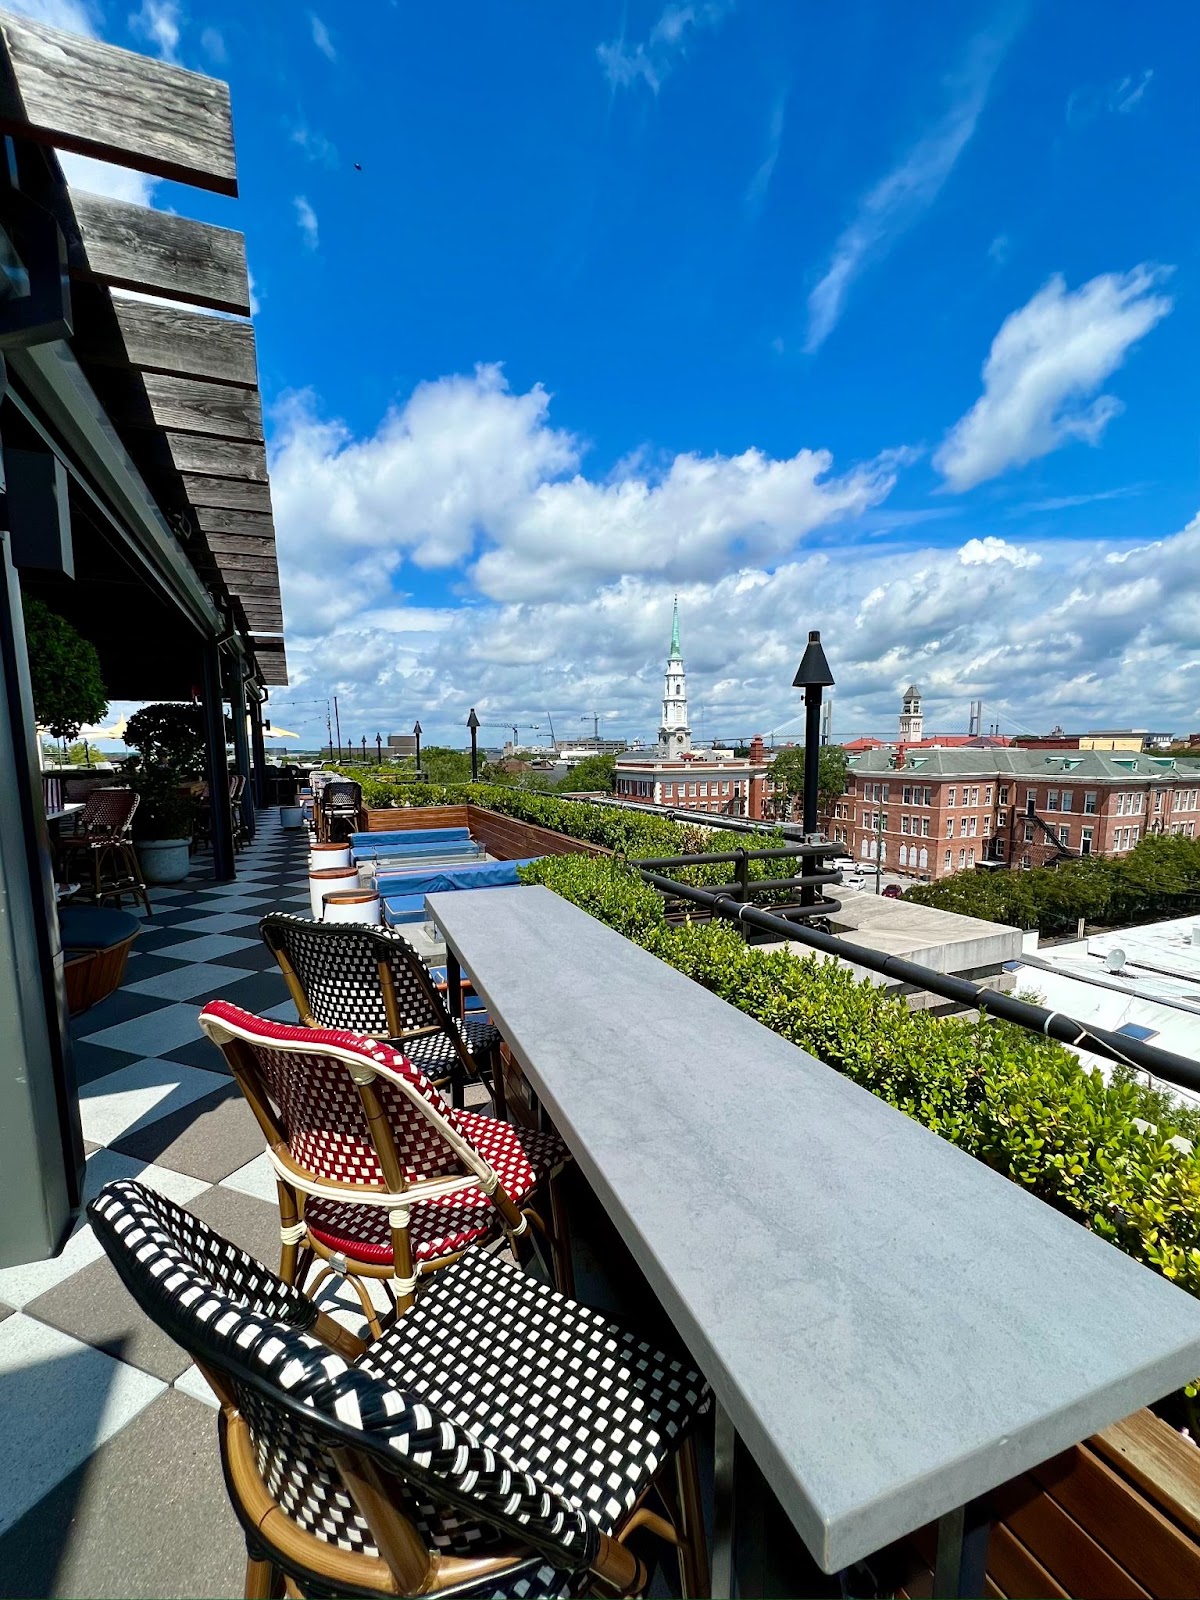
969,816,978,836
944,850,952,869
922,818,931,837
1058,824,1070,846
900,845,909,867
919,848,928,869
959,849,966,868
689,784,697,798
970,787,979,806
901,816,910,834
723,782,730,795
1024,821,1034,842
1132,825,1140,845
995,839,1006,858
999,786,1009,805
1116,793,1126,815
923,786,933,806
1046,790,1059,812
860,839,869,858
948,788,956,806
1026,792,1036,816
998,809,1007,828
959,817,968,836
1084,791,1097,814
1060,791,1073,812
968,847,975,864
946,819,954,837
982,816,991,836
985,786,993,805
1021,854,1031,869
903,785,912,805
1134,792,1144,813
699,783,708,796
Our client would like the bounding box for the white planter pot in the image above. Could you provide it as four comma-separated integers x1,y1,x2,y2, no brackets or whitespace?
309,842,351,871
280,805,304,828
322,889,382,925
138,838,191,885
309,865,360,920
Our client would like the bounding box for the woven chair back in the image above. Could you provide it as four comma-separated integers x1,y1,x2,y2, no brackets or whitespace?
77,786,139,836
87,1178,590,1583
322,780,361,813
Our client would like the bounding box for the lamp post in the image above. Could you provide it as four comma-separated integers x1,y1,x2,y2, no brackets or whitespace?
467,709,479,782
792,630,835,907
361,735,367,762
375,732,382,765
413,720,422,778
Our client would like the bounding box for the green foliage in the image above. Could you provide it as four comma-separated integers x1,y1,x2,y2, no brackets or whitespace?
558,753,617,793
906,833,1200,934
127,766,197,841
419,746,473,784
21,595,107,740
769,744,849,811
518,850,1200,1301
125,702,207,779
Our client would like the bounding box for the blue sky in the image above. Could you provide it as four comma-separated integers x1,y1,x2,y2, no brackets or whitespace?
24,0,1200,747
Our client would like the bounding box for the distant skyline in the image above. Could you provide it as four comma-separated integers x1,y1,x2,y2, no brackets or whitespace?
16,0,1200,747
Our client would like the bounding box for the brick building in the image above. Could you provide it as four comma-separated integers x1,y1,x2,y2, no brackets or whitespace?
834,749,1200,881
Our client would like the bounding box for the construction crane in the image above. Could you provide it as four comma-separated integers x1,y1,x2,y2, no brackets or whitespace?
481,722,542,747
544,710,557,750
581,712,607,741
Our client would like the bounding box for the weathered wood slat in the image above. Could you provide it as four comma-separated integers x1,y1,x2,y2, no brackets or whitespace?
111,298,258,385
139,372,262,441
0,10,237,195
166,432,267,481
206,533,276,560
990,1474,1150,1599
181,473,273,512
215,558,278,579
195,507,274,539
237,597,283,620
986,1524,1064,1599
70,190,249,314
252,639,287,686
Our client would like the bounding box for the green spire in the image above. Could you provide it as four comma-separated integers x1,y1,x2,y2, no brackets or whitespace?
670,595,681,659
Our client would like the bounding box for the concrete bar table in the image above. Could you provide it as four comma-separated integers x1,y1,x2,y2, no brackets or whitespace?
428,884,1200,1597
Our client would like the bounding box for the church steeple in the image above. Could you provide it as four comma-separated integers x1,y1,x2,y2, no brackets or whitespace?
659,597,691,754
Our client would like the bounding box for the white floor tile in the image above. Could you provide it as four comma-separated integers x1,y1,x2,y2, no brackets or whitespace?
122,960,251,1002
219,1151,276,1203
172,1362,219,1410
0,1315,165,1535
79,1002,209,1058
149,933,261,964
0,1151,209,1309
79,1058,229,1146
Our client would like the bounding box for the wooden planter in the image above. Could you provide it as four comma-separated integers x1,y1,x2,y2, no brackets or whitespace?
358,803,608,862
64,932,138,1015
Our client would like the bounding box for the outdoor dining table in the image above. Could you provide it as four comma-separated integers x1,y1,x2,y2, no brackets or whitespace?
428,883,1200,1598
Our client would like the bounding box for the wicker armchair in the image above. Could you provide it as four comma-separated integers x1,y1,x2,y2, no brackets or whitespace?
90,1178,710,1600
197,1001,573,1328
57,787,150,913
259,912,504,1111
319,779,361,843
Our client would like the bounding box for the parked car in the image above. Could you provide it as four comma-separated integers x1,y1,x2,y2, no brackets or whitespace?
882,883,904,899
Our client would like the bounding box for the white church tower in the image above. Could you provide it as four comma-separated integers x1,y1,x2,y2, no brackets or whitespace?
899,684,923,743
659,597,691,755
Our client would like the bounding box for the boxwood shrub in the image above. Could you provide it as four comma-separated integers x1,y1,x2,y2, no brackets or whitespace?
518,851,1200,1301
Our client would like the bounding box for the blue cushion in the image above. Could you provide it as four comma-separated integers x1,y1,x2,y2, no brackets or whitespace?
350,827,470,848
374,859,537,898
59,906,140,950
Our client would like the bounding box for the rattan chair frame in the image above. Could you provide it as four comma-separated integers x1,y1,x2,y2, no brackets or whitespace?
88,1180,707,1600
198,1005,567,1328
259,913,504,1114
58,787,151,913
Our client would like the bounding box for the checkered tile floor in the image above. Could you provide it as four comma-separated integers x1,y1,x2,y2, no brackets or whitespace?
0,813,329,1598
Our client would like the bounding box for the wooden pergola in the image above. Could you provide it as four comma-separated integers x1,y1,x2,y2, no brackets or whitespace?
0,11,289,1270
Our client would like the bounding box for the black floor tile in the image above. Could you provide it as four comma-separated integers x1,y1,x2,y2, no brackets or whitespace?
161,1035,231,1074
70,1039,141,1087
68,986,173,1037
210,969,289,1013
202,943,280,971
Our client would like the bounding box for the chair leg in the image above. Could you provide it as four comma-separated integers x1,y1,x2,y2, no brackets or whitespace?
674,1435,710,1599
125,843,152,914
243,1550,282,1598
488,1044,508,1120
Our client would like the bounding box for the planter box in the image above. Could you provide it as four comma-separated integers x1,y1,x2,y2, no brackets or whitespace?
358,803,608,862
138,838,190,884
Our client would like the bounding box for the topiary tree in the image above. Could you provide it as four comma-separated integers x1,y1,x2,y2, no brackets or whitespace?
124,702,207,779
21,594,107,740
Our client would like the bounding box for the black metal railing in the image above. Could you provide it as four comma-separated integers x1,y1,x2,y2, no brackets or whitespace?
637,867,1200,1093
637,842,843,927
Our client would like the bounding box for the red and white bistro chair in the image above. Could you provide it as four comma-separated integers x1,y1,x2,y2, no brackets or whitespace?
198,1001,572,1334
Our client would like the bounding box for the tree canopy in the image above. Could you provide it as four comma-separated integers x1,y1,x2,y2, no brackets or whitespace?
21,594,107,740
557,753,616,792
769,744,849,812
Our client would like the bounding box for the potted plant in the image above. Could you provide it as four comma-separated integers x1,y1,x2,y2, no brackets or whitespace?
124,703,206,884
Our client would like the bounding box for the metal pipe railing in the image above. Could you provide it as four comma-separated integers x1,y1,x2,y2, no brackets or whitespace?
637,869,1200,1093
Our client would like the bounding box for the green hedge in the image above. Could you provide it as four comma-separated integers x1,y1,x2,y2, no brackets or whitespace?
905,833,1200,934
518,852,1200,1300
350,777,791,890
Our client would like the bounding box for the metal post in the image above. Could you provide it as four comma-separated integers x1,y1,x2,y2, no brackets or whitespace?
0,530,83,1267
933,1500,990,1598
334,695,342,762
414,719,422,779
710,1401,737,1600
736,847,750,941
227,660,254,843
375,731,382,765
793,630,833,912
201,636,235,882
468,708,480,782
249,695,267,808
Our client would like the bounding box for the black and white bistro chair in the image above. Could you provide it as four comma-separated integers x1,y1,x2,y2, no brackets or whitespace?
259,912,505,1112
89,1179,711,1600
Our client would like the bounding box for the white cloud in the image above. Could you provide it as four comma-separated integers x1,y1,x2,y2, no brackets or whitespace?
934,266,1173,491
597,1,729,94
3,0,97,30
200,25,225,61
292,123,337,167
293,195,319,251
59,150,157,204
1110,69,1153,113
1067,69,1154,125
804,25,1014,353
247,268,261,316
309,11,335,61
129,0,180,63
745,89,787,219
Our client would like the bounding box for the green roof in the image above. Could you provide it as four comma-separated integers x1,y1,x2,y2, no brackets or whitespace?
848,747,1192,782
